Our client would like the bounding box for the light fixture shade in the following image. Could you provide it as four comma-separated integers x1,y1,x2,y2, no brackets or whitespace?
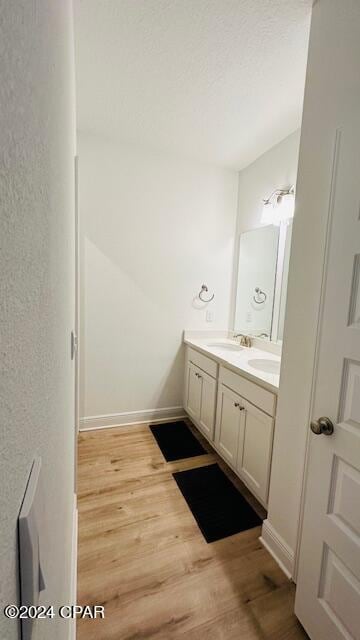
277,192,295,222
261,189,295,225
261,201,275,225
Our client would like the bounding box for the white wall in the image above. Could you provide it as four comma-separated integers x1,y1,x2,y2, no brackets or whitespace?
231,131,300,327
236,130,300,235
264,0,360,578
0,2,75,639
79,133,238,422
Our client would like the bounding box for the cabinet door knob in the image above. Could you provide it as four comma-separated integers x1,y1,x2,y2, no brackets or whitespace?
234,402,245,411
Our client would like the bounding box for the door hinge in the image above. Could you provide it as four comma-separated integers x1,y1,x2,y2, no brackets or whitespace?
71,331,78,360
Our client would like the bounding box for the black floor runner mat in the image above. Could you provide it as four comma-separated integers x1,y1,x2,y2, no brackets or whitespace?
150,421,206,461
173,463,262,542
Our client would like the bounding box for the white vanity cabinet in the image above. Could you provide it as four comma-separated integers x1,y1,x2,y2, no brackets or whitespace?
216,366,275,506
184,345,277,507
184,349,217,441
215,379,274,505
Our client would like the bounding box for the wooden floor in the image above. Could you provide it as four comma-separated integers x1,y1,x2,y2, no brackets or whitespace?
77,421,308,640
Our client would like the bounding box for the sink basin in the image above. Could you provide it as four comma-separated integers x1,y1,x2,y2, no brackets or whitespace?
247,358,281,375
206,342,243,351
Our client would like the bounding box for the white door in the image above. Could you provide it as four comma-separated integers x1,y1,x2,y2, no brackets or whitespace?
215,384,244,466
295,123,360,640
186,362,202,422
198,370,216,440
237,401,274,505
74,155,80,437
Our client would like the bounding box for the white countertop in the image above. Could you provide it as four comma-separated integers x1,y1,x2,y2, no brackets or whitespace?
184,336,281,393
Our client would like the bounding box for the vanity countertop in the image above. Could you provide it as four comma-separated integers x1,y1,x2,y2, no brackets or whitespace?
184,337,281,393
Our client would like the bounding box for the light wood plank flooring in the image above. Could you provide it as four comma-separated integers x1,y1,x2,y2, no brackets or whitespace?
77,421,308,640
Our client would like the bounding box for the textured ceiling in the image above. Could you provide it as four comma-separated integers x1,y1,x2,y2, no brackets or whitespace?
74,0,312,169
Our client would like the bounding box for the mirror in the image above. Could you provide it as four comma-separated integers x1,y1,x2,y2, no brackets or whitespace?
234,222,293,343
234,225,279,339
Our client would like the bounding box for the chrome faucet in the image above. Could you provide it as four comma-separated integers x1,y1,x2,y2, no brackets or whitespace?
234,333,252,348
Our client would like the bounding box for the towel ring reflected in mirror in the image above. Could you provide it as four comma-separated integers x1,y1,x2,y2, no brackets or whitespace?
253,287,267,304
199,284,215,303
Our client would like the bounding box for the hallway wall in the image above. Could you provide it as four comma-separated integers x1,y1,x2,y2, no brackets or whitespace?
0,2,76,638
79,133,238,423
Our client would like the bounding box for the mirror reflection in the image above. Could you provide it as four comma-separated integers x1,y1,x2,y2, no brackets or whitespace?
234,222,293,343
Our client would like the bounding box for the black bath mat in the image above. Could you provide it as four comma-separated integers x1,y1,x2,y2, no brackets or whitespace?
173,463,262,542
150,421,206,461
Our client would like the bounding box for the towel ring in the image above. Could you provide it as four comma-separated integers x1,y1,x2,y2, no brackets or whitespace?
199,284,215,303
253,287,267,304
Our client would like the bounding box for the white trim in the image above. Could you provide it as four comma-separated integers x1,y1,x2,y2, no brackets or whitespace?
80,406,186,431
69,494,78,640
260,519,294,580
74,154,80,438
293,130,342,581
74,154,79,498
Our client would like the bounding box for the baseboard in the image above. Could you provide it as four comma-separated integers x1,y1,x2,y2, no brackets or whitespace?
69,494,78,640
79,406,186,431
259,519,294,580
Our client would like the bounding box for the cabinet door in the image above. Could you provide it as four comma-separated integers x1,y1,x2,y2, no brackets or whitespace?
215,384,244,467
198,370,216,440
186,362,202,422
237,402,274,504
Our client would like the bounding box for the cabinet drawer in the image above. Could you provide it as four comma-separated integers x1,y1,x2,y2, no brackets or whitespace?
187,347,218,379
219,366,276,417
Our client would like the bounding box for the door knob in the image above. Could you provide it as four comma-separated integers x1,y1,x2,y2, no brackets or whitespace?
310,416,334,436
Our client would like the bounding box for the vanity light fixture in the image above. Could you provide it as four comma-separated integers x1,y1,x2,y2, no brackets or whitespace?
261,186,295,225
